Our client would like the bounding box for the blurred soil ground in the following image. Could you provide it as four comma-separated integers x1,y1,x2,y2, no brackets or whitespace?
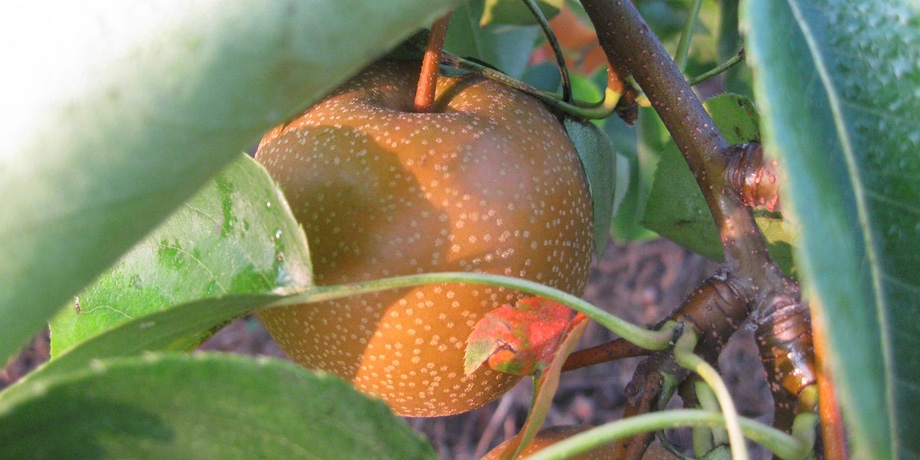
1,237,772,459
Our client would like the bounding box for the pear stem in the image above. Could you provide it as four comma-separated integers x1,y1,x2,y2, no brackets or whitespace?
414,12,452,113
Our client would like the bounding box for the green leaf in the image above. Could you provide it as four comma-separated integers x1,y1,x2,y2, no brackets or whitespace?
605,114,656,242
642,141,723,261
0,0,464,364
621,107,672,243
639,98,727,261
446,0,541,78
704,95,761,145
641,94,797,275
481,0,563,26
13,295,284,393
743,1,920,458
570,72,606,106
49,154,312,358
564,118,617,255
521,65,604,105
523,61,564,92
0,353,437,460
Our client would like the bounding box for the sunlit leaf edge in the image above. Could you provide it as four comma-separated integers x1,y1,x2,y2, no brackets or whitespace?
49,154,313,358
0,0,465,366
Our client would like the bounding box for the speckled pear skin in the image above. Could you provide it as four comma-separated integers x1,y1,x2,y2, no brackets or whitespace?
255,59,593,417
481,425,622,460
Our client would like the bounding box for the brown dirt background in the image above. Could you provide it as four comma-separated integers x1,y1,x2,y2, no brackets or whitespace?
1,238,772,459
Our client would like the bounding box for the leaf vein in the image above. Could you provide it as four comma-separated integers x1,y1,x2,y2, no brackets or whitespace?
787,0,898,454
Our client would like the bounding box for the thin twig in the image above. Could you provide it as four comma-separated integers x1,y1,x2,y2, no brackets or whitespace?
687,49,746,86
522,0,572,102
439,52,617,120
674,0,705,71
561,338,650,372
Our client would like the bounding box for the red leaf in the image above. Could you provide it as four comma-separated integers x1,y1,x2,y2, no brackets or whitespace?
465,297,585,376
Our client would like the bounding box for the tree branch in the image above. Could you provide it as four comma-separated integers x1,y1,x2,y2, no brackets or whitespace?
580,2,821,447
579,0,786,294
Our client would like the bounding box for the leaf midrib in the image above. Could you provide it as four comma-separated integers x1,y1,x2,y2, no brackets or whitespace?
785,0,897,455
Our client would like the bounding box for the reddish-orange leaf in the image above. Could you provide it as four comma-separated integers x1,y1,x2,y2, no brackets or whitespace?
465,297,584,376
496,309,590,460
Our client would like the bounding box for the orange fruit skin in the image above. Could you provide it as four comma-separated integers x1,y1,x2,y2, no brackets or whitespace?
255,60,593,417
482,426,679,460
481,425,615,460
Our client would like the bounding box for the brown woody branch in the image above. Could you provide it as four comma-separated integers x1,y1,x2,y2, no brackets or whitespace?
726,143,782,213
578,2,808,367
580,0,821,446
579,0,784,291
562,338,650,372
754,291,817,433
615,353,685,460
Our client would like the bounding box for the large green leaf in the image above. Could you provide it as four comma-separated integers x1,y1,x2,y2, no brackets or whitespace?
620,107,672,242
564,118,617,256
0,353,437,460
743,1,920,458
14,295,285,393
49,154,311,358
0,0,463,364
605,112,655,242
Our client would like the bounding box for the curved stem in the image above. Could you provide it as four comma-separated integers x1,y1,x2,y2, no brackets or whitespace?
674,0,704,71
523,0,572,102
694,380,728,447
687,49,746,86
269,272,678,351
414,12,452,113
674,329,748,460
522,409,807,460
791,412,819,458
438,52,618,120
